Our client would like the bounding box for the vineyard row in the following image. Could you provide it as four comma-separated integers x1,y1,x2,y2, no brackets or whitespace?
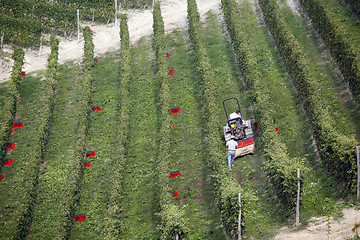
259,0,358,189
221,0,304,210
300,0,360,103
104,15,130,239
153,3,190,238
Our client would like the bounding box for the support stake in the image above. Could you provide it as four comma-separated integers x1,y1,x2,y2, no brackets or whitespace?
38,32,43,55
114,0,118,26
77,9,80,42
238,193,242,240
0,32,4,52
175,219,179,240
296,168,300,226
357,146,359,201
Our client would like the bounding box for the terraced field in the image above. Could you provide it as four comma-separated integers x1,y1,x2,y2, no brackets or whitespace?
1,0,360,239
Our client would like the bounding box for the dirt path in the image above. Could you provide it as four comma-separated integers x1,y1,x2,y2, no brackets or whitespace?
274,208,360,240
0,0,220,83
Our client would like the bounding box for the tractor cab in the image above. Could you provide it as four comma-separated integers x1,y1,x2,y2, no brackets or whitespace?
223,97,255,157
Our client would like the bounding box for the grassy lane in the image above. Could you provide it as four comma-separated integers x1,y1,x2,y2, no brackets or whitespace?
120,37,160,239
279,0,360,139
69,54,120,239
166,29,225,238
0,74,45,239
27,62,81,239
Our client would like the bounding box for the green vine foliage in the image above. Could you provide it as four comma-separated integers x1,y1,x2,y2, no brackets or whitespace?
103,15,130,239
5,35,60,239
51,26,94,239
0,0,154,46
0,47,24,169
187,0,251,237
345,0,360,17
299,0,360,103
221,0,304,211
258,0,358,190
153,3,190,239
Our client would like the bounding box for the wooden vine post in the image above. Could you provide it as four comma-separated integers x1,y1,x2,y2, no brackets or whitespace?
238,193,242,240
296,168,300,226
357,146,360,201
175,219,179,240
39,32,43,55
114,0,118,26
0,32,4,52
77,9,80,42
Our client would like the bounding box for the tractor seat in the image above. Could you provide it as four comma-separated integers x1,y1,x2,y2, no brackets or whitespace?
228,117,242,128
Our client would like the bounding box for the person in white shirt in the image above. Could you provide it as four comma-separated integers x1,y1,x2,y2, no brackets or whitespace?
226,135,238,169
229,109,242,120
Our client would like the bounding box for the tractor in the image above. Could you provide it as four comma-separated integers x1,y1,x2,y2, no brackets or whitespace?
223,97,255,157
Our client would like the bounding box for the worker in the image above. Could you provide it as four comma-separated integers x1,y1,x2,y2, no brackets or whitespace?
229,109,242,120
226,135,238,169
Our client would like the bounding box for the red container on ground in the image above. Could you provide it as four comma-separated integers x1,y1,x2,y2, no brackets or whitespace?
3,159,13,166
74,213,86,222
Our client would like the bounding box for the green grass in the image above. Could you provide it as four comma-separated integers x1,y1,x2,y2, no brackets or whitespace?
166,29,225,239
26,62,82,239
69,53,120,239
119,37,160,239
0,74,45,239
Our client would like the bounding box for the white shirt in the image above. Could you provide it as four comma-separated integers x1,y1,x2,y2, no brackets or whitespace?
229,112,242,120
226,139,238,151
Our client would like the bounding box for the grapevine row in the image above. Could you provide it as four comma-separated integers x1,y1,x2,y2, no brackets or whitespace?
344,0,360,17
6,36,60,239
51,26,94,239
104,15,130,239
221,0,303,210
259,0,358,189
0,15,43,47
299,0,360,102
152,3,189,238
0,47,24,168
186,0,246,237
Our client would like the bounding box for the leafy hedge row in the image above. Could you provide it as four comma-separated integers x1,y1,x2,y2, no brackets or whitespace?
6,35,60,239
344,0,360,17
0,47,24,169
221,0,303,210
258,0,358,189
51,26,94,239
186,0,248,237
299,0,360,103
103,15,130,239
0,15,43,47
152,3,189,239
